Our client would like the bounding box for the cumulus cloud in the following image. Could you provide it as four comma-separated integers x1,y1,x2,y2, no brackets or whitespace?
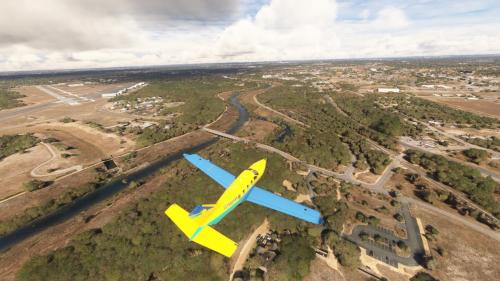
0,0,238,51
0,0,499,71
213,0,339,61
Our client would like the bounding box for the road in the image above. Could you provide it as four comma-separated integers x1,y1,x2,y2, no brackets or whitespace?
202,127,394,193
398,111,500,159
230,219,269,281
321,92,500,224
0,92,250,251
30,142,82,177
0,102,58,122
404,197,500,243
346,202,425,267
35,85,80,106
253,90,309,127
399,139,500,181
397,154,500,225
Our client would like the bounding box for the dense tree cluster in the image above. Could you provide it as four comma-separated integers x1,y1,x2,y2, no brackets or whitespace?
334,94,422,138
405,149,500,218
267,235,315,281
462,148,489,164
0,168,113,237
22,180,51,192
464,136,500,152
261,86,391,171
0,133,39,160
17,142,317,281
0,88,24,109
324,231,361,268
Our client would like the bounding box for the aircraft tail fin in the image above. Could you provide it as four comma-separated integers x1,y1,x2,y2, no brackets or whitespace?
165,204,238,257
188,204,215,218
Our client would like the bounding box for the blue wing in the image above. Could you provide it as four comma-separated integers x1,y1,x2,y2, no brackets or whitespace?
183,153,323,224
183,153,235,188
245,187,323,224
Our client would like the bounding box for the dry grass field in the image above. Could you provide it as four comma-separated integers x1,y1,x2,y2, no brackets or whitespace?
422,96,500,119
415,207,500,281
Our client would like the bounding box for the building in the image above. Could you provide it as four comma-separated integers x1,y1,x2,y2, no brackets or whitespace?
101,82,146,98
378,87,400,93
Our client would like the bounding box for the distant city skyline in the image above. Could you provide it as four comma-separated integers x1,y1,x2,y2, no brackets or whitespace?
1,0,499,71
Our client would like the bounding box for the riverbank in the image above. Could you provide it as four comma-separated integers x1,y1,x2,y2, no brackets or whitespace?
0,93,249,280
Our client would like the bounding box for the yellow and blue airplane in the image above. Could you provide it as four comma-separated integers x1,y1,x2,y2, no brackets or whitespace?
165,153,322,257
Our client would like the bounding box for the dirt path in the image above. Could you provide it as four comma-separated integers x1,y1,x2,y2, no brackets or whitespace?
230,219,269,280
253,89,309,127
30,143,82,177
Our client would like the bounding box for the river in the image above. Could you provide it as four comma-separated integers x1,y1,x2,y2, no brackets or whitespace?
0,94,248,251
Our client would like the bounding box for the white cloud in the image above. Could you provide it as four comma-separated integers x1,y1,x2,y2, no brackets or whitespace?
213,0,339,61
372,7,410,29
0,0,499,71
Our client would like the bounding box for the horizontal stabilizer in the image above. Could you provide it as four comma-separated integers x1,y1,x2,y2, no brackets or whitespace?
165,204,238,257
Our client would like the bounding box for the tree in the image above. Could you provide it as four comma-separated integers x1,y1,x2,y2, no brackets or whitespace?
367,215,380,226
418,190,437,204
424,255,437,270
406,173,420,184
463,148,489,164
394,213,404,222
425,225,439,236
397,240,408,251
329,234,361,268
23,180,49,192
410,272,439,281
355,211,367,223
359,232,369,241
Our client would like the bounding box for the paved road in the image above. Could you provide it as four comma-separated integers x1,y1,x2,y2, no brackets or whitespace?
347,202,425,267
399,140,500,181
0,102,58,122
35,85,80,106
403,197,500,243
229,88,500,240
398,154,500,225
398,111,500,159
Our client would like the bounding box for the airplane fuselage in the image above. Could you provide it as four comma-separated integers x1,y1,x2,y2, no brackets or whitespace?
194,159,266,227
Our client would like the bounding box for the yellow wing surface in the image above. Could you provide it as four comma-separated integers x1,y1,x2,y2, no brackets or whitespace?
165,204,238,257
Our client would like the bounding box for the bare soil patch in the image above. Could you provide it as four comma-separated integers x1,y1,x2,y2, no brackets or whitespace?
415,207,500,281
423,96,500,119
0,144,51,200
237,119,277,142
303,258,345,281
355,171,378,184
14,86,55,105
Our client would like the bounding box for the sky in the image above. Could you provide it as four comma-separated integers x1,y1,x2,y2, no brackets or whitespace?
1,0,499,71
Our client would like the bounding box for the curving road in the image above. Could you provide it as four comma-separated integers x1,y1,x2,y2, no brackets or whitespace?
346,202,425,267
0,93,249,251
